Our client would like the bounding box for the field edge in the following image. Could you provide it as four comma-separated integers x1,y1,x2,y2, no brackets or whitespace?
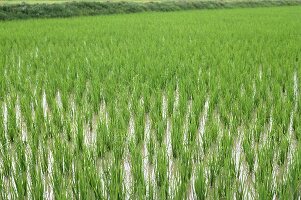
1,0,301,21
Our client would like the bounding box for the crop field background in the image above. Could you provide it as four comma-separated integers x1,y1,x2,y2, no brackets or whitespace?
2,0,300,21
0,5,301,199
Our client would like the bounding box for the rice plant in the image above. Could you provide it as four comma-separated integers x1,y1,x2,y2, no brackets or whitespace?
0,5,300,199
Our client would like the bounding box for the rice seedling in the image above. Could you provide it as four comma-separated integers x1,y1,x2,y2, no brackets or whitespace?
0,5,300,199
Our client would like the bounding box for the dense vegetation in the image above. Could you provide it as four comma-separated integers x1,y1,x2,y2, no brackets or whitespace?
0,5,301,199
0,0,301,20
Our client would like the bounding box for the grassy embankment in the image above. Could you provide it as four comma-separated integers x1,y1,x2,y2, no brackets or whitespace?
0,0,300,20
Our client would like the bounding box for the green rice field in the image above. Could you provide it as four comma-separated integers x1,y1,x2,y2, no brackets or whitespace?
0,5,300,199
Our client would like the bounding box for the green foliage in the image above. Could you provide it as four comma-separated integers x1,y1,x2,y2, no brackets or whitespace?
0,0,301,20
0,5,300,199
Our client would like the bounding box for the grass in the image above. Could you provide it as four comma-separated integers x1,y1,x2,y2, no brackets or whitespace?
0,0,293,3
1,0,301,20
0,5,301,199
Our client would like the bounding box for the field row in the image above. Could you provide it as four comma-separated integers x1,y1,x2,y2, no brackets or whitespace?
1,69,300,198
